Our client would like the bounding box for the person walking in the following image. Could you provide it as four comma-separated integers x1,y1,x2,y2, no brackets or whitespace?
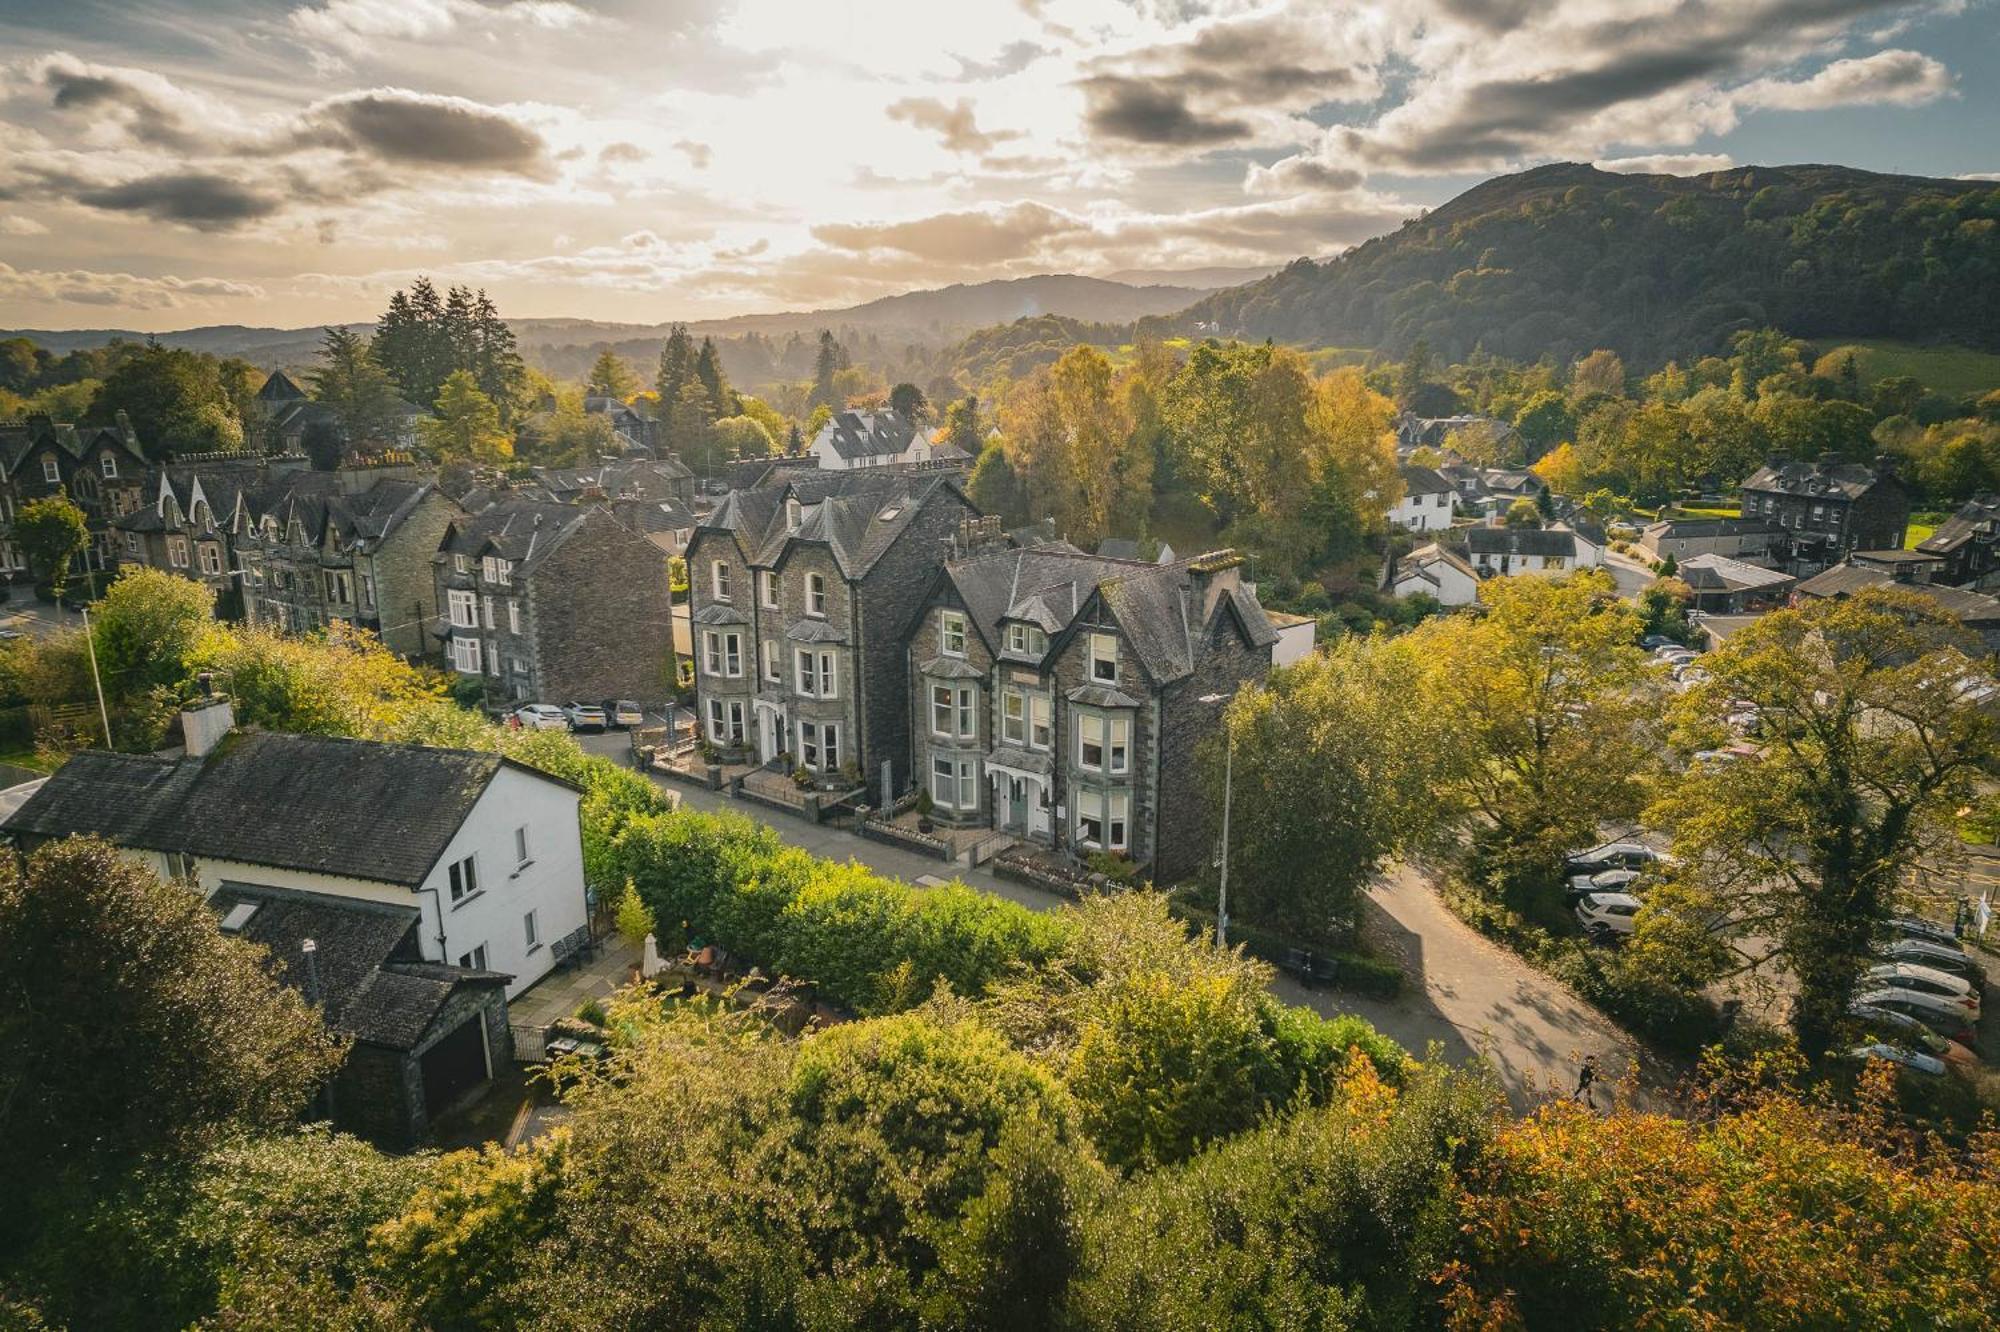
1574,1054,1600,1109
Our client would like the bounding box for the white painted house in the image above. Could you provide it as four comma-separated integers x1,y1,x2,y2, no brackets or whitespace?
1388,542,1481,607
1386,464,1456,533
808,409,932,471
1465,526,1577,577
1,697,588,1000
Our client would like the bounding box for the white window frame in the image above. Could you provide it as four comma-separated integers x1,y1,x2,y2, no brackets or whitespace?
482,555,498,584
457,944,489,969
931,755,976,810
1030,693,1052,750
711,559,731,602
1078,712,1105,771
940,611,967,657
166,534,190,569
1007,623,1044,656
1075,790,1127,851
793,648,835,699
1089,632,1119,683
453,553,470,575
706,698,746,744
448,589,478,629
100,453,118,479
1108,714,1130,775
494,558,513,587
198,544,224,576
40,456,59,483
447,853,479,904
482,594,495,630
762,638,781,683
931,683,975,739
358,572,375,610
806,572,827,617
451,636,483,673
523,909,539,950
1002,689,1026,745
758,569,778,608
506,598,520,634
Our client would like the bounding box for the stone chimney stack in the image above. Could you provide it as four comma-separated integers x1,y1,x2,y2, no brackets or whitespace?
181,672,235,757
1186,549,1244,620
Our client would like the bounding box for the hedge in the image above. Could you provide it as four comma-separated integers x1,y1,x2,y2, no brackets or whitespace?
1168,898,1405,1000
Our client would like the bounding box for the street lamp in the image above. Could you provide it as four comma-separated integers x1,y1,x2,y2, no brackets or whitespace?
1198,689,1235,949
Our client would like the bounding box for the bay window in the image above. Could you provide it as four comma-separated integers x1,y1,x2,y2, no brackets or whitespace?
702,630,742,678
448,589,478,628
706,698,745,744
931,683,975,739
1074,790,1129,852
796,648,836,698
931,755,977,810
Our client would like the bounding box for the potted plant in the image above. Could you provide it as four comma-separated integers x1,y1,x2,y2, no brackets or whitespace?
791,765,814,790
915,789,935,834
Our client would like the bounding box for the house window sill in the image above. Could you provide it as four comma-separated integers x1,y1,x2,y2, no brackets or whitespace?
510,860,534,878
449,890,485,911
524,943,543,956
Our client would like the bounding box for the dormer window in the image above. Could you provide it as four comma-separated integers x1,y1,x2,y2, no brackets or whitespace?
100,454,118,479
1007,623,1045,656
41,456,60,484
940,611,967,657
1089,633,1119,683
786,498,803,532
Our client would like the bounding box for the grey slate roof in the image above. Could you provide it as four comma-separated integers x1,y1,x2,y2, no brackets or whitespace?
212,884,508,1051
1917,494,2000,557
1795,563,2000,622
1465,526,1577,559
1396,542,1478,583
698,471,966,580
256,370,308,403
1398,464,1454,497
1740,459,1895,502
1676,553,1794,594
2,731,566,887
1096,537,1142,560
439,499,589,569
813,409,917,460
1641,517,1781,540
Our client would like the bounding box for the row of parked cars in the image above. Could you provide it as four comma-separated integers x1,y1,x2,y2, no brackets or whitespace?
510,700,646,733
1565,839,1988,1074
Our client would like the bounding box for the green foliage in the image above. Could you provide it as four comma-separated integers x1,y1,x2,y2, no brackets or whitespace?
419,370,513,464
583,348,639,401
374,278,524,414
89,566,218,698
964,441,1028,526
89,343,244,457
14,494,89,600
310,326,407,455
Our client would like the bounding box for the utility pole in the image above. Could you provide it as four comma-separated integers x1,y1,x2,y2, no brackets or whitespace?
80,605,113,749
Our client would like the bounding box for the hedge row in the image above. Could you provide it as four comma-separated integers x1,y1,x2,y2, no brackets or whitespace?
1169,896,1406,1000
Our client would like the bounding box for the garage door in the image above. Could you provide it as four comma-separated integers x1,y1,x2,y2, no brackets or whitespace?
420,1014,491,1119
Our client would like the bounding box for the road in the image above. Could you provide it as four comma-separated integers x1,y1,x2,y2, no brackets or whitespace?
0,599,70,642
1599,547,1658,600
577,732,1660,1110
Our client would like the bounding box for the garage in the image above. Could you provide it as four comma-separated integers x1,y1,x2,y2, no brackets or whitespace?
421,1014,493,1119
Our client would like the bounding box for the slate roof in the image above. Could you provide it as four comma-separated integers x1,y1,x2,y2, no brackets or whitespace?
1465,526,1578,559
1675,553,1794,594
1096,537,1142,560
812,409,917,461
534,458,691,500
256,370,308,403
1795,563,2000,622
212,884,508,1051
438,499,589,568
1641,517,1782,541
1917,494,2000,557
0,415,146,478
697,471,966,580
2,731,573,887
1396,542,1478,584
1741,459,1896,501
1398,464,1455,498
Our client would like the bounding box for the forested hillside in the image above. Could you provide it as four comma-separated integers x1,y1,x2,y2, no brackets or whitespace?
1152,162,2000,366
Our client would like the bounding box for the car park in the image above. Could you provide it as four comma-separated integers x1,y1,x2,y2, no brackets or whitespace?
1875,937,1985,986
601,699,645,729
1850,988,1978,1046
1838,1043,1946,1077
563,701,608,732
1887,915,1959,948
1564,841,1670,874
1575,892,1643,937
1640,634,1681,651
1862,963,1980,1016
1565,867,1645,904
513,703,571,731
1845,1003,1979,1067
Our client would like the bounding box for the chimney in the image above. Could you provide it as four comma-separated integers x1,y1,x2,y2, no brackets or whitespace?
1186,549,1244,620
1815,451,1841,475
181,672,235,757
1873,453,1897,478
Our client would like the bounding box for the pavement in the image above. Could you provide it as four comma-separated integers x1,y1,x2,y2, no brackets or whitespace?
573,731,1660,1112
1599,547,1658,600
0,599,70,642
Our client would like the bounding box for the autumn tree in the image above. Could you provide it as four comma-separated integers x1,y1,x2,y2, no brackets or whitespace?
1646,588,1997,1056
1303,366,1401,563
1531,441,1586,496
1407,572,1656,903
516,389,616,466
1002,345,1143,548
16,494,89,600
417,371,512,465
1160,342,1319,567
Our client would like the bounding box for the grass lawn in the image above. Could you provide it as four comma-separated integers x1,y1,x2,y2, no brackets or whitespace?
1816,339,2000,401
1676,505,1740,519
1906,522,1936,549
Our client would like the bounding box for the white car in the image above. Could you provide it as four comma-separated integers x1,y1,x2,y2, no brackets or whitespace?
1575,892,1643,936
513,703,572,731
1564,841,1670,874
1566,867,1645,904
1875,937,1985,986
1863,963,1980,1017
1840,1043,1946,1077
1851,988,1977,1043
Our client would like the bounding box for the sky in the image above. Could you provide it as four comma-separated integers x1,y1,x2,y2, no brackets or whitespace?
0,0,1995,331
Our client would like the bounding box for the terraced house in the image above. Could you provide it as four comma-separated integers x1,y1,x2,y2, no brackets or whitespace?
0,412,148,586
434,500,672,706
908,534,1276,882
114,452,294,613
684,470,978,794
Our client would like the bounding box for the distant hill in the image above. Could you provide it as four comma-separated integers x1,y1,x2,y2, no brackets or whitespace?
4,274,1223,376
1148,162,2000,366
1103,265,1278,289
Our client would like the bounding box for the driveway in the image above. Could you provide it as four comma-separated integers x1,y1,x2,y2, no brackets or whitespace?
576,733,1660,1111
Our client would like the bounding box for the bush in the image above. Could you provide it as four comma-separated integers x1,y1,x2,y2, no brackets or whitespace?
1168,894,1404,999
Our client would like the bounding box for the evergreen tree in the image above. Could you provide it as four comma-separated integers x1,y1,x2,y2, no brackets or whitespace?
470,289,524,416
808,330,844,410
307,327,402,453
693,337,733,419
417,371,512,465
585,349,638,401
654,326,696,449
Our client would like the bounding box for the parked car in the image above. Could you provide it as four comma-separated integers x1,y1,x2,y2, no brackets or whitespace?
513,703,571,731
1850,988,1977,1046
1565,841,1670,874
1575,892,1643,937
1838,1043,1946,1077
1887,915,1959,948
1875,937,1985,986
1565,867,1646,905
563,701,608,732
601,699,645,729
1862,963,1980,1017
1845,1003,1979,1067
1640,634,1680,651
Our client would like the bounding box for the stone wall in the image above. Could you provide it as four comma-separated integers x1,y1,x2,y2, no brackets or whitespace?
528,508,674,704
367,490,462,658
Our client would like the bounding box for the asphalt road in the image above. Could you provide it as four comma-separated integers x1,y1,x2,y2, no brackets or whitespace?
577,731,1660,1111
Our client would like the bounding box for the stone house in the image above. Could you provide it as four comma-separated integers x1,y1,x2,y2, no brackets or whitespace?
1738,455,1910,575
0,412,149,587
1635,516,1782,564
1795,558,2000,656
1915,494,2000,590
113,452,291,614
684,470,979,794
908,534,1275,882
2,703,591,1146
1674,553,1795,613
533,457,695,508
436,500,673,705
234,458,465,657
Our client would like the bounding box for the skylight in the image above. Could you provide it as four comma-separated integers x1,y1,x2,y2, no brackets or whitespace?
219,901,259,933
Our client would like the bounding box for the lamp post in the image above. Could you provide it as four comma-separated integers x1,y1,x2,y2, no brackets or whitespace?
1198,689,1235,949
79,604,113,750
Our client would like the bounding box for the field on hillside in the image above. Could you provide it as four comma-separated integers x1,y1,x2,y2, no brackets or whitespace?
1818,340,2000,401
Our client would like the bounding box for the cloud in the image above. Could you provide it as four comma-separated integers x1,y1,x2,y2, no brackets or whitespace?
298,89,550,173
289,0,591,54
72,172,281,228
0,214,50,236
886,97,1019,155
1739,49,1954,111
30,51,230,152
599,141,648,164
1080,76,1251,146
1595,152,1737,175
673,139,712,168
951,40,1052,81
0,261,265,310
814,201,1089,264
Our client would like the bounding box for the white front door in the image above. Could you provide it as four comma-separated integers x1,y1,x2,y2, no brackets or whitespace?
757,704,785,764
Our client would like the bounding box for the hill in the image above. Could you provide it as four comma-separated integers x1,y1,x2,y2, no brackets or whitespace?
1814,338,2000,401
3,274,1225,377
1150,162,2000,366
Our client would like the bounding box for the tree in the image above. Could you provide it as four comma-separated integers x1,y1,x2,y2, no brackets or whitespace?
89,344,241,458
91,567,218,700
418,371,512,465
1302,366,1400,564
889,381,930,423
15,495,89,600
1208,639,1458,937
0,838,344,1177
1395,338,1436,409
1407,572,1655,904
308,327,403,451
1646,588,1996,1056
469,289,525,414
1503,496,1542,528
1160,342,1319,568
1512,389,1576,460
942,394,983,454
1636,576,1692,643
1001,346,1139,547
1531,441,1586,496
693,337,733,420
966,443,1028,527
583,349,638,401
1571,348,1627,399
372,278,452,410
709,414,774,460
516,390,616,466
